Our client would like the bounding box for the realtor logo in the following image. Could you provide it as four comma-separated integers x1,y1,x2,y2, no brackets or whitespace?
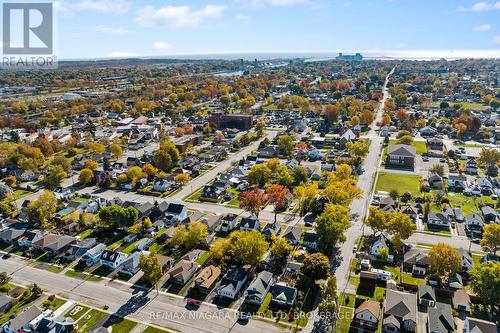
2,2,53,54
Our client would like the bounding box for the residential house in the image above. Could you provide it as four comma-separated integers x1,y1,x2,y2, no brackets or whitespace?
17,230,43,248
465,317,497,333
167,260,200,286
0,295,12,313
481,206,497,224
449,273,463,289
428,173,444,189
400,205,419,221
261,223,281,240
427,213,451,229
81,243,107,266
465,212,484,238
0,228,25,244
99,250,127,270
386,144,416,169
152,180,175,193
218,267,249,299
403,248,429,276
244,270,273,305
448,174,467,192
418,285,436,307
200,215,222,233
193,265,222,295
32,234,76,254
427,138,444,151
452,289,471,313
281,225,302,245
465,160,478,175
456,248,474,271
382,289,417,333
119,252,142,276
200,185,223,202
371,233,390,257
2,305,42,333
258,146,279,158
220,214,238,232
353,299,380,331
135,238,153,251
239,217,260,231
63,238,97,261
165,203,188,223
427,302,454,333
302,231,319,250
270,283,297,309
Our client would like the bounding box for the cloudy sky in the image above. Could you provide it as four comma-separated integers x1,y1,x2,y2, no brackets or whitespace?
49,0,500,59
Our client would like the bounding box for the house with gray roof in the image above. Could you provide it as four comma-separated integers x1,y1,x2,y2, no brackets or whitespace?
427,302,454,333
270,283,297,309
382,289,417,333
217,267,249,299
244,270,273,305
386,144,416,170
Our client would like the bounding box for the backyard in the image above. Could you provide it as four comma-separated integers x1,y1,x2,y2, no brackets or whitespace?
375,172,421,197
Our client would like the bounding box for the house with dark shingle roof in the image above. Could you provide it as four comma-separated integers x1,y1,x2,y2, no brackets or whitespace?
270,283,297,309
403,248,429,276
354,299,380,331
418,285,436,307
245,270,273,305
100,250,127,269
281,225,301,245
386,144,416,169
382,289,417,333
167,260,200,286
465,317,497,333
427,302,454,333
218,267,249,299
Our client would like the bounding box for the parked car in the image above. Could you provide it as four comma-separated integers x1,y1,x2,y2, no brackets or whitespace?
186,298,201,307
238,313,250,322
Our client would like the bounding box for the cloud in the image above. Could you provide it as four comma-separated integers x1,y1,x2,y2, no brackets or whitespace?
472,24,492,31
78,0,131,13
235,0,313,9
94,25,130,35
459,1,500,12
107,51,138,57
236,14,250,21
135,4,227,28
54,0,131,15
152,41,173,53
494,35,500,44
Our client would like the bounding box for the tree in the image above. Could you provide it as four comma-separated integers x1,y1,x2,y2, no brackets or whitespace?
270,235,293,264
28,190,57,228
428,243,461,281
169,221,208,249
109,144,123,159
298,253,330,288
366,207,390,235
127,166,144,185
277,135,294,157
139,253,163,292
292,166,309,185
293,182,318,216
239,189,268,217
315,204,351,254
143,163,158,179
79,168,94,185
318,276,338,321
480,224,500,254
52,156,71,173
477,148,500,169
44,165,67,190
128,217,153,234
429,163,445,177
346,141,370,159
211,230,268,266
98,205,138,229
396,135,414,145
247,163,271,187
387,212,415,240
152,141,180,172
469,262,500,307
85,160,99,171
174,173,190,185
380,246,389,262
265,184,289,223
255,120,265,137
4,176,16,188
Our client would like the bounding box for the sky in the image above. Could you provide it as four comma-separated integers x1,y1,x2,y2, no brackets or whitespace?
47,0,500,59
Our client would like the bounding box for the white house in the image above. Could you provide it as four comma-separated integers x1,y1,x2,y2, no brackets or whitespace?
220,214,238,232
81,243,106,266
427,212,450,228
370,268,392,281
371,233,389,257
218,267,249,299
99,250,127,269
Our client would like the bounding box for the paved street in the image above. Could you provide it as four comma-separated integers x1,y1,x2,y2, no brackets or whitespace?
0,256,285,333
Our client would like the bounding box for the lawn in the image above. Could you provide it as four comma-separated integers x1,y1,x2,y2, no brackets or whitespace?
77,229,93,239
76,309,108,333
184,188,203,202
401,273,426,286
336,306,354,333
257,292,272,313
112,318,137,332
45,264,64,273
388,140,427,155
445,193,495,215
42,297,67,311
143,326,173,333
122,240,138,254
375,172,421,196
195,251,212,266
13,188,34,199
423,224,452,237
64,304,91,320
64,270,102,282
0,293,37,325
431,101,489,110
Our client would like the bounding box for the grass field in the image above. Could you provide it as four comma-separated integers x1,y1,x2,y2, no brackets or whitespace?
375,172,421,196
76,309,108,333
195,251,212,265
43,297,67,311
143,326,173,333
388,139,427,155
112,318,137,332
65,304,90,320
431,101,489,110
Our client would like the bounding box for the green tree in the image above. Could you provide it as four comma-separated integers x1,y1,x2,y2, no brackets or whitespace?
277,135,295,157
139,253,163,292
346,140,370,159
52,155,71,173
480,224,500,254
428,243,461,281
292,166,309,185
212,230,268,266
79,168,94,185
128,217,153,234
366,207,390,235
469,262,500,307
477,148,500,169
429,163,445,177
396,135,414,145
297,253,330,289
28,190,57,229
315,204,351,254
247,164,271,187
98,205,138,229
169,221,208,250
270,235,293,264
44,165,67,190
